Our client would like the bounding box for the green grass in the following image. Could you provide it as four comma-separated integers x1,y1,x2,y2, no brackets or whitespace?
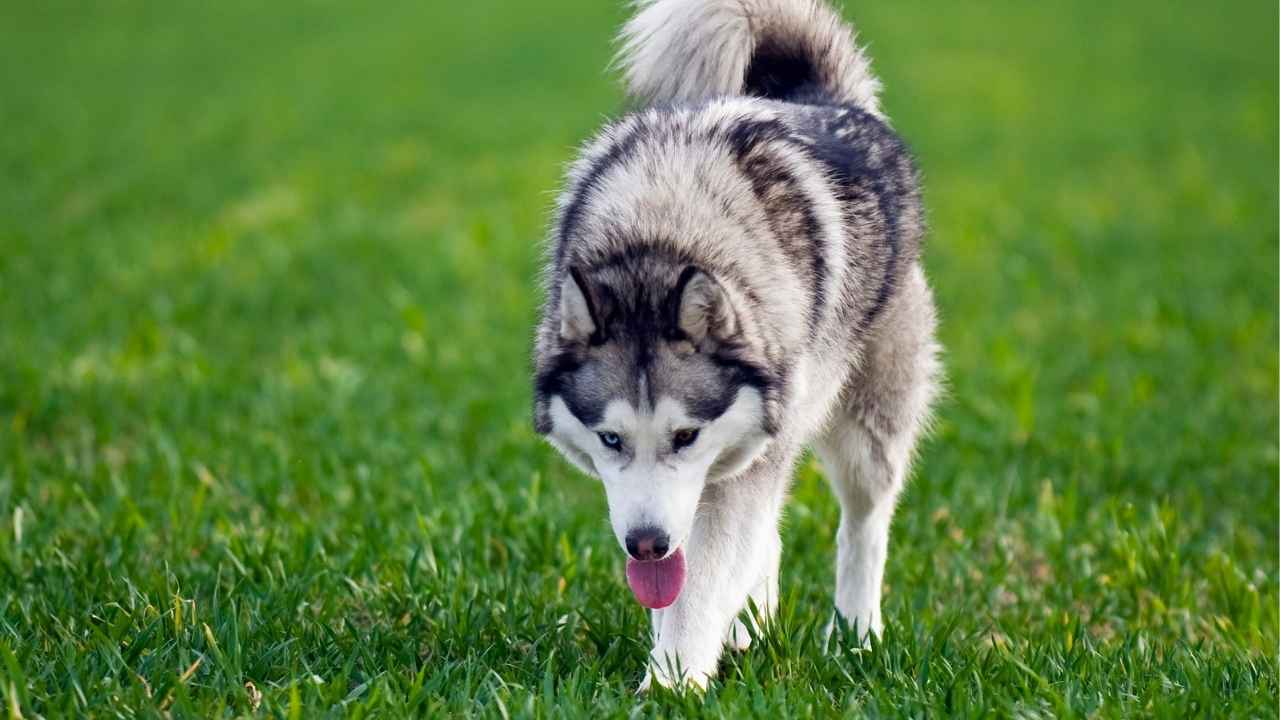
0,0,1276,716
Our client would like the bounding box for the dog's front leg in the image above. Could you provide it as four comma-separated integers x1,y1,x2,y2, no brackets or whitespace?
641,470,785,691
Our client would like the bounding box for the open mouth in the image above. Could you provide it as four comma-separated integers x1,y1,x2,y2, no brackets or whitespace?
625,547,686,609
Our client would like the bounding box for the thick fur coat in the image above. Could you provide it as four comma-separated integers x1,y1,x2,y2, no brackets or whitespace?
533,0,941,689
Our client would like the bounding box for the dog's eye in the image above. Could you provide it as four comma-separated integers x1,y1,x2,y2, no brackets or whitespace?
672,428,700,450
597,431,623,450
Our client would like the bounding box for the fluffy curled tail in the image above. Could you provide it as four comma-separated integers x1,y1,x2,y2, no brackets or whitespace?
617,0,882,116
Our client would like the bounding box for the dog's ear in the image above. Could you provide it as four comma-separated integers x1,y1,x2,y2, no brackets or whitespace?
559,266,601,344
671,266,738,345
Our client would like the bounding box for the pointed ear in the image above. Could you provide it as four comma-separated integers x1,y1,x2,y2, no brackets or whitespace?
672,266,738,345
559,266,599,343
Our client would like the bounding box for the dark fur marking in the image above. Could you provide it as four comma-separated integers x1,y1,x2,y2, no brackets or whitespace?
725,118,790,159
799,106,914,328
744,39,817,101
587,239,696,276
583,235,770,328
707,350,782,434
728,122,828,335
556,122,652,267
534,352,595,431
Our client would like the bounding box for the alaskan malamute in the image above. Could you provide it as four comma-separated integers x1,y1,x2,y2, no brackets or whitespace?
533,0,941,689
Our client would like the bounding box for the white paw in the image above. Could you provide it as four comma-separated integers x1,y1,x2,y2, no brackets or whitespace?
823,611,879,653
638,658,711,693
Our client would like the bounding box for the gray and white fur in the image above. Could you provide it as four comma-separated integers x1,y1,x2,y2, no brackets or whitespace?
533,0,941,690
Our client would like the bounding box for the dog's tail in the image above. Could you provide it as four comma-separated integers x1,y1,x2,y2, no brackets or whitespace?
617,0,882,117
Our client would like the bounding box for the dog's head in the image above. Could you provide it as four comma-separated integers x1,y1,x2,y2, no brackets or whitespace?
534,258,777,584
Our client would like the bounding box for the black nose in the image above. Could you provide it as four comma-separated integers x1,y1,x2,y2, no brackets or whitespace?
625,527,670,561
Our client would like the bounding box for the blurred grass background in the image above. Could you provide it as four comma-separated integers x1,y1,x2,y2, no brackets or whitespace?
0,0,1276,716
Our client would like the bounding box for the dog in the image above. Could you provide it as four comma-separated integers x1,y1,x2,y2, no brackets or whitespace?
532,0,941,690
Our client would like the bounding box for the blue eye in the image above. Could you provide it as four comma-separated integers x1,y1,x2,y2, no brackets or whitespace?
598,432,622,450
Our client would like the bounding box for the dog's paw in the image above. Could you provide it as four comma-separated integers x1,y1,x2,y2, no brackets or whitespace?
823,611,878,654
638,662,710,694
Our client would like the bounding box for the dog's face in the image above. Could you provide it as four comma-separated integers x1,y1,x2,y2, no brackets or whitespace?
535,263,775,562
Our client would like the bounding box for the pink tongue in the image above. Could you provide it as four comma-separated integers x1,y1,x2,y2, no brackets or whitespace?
625,548,686,609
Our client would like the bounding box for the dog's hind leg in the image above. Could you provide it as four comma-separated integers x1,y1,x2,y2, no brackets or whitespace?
815,264,940,645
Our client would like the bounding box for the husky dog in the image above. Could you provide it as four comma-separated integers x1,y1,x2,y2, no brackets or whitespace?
533,0,940,689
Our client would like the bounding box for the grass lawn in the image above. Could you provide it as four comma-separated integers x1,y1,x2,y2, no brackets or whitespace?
1,0,1276,716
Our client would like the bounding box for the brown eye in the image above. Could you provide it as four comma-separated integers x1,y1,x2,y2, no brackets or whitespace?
672,428,700,451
